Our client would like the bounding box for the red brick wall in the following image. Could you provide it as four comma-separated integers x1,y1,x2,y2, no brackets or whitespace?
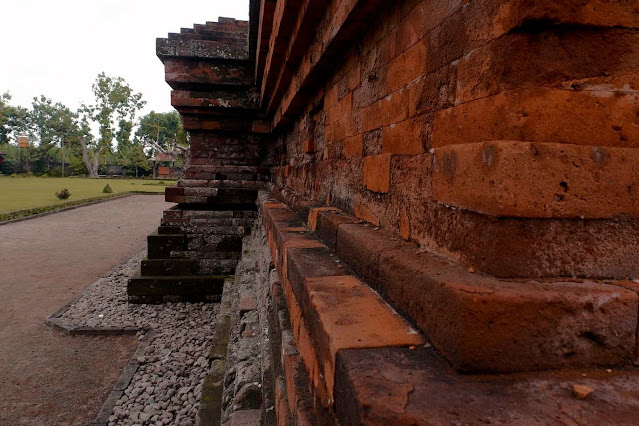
267,0,639,279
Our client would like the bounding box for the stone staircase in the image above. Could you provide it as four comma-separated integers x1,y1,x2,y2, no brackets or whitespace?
128,18,269,303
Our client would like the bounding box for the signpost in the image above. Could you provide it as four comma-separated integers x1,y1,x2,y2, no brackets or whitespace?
18,135,30,173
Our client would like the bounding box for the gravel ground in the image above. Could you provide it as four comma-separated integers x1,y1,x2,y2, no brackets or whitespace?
60,250,221,426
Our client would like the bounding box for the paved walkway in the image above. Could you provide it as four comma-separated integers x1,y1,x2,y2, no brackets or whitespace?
0,195,170,426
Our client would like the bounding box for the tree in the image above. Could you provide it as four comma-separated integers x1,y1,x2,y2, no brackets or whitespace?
81,136,104,178
128,144,150,177
116,119,133,153
81,73,145,176
83,72,145,153
0,92,29,144
136,111,188,165
28,96,82,175
137,111,187,147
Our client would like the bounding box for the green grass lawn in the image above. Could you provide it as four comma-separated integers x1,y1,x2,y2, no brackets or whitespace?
0,177,171,214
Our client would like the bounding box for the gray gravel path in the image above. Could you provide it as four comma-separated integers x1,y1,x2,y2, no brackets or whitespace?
60,251,221,426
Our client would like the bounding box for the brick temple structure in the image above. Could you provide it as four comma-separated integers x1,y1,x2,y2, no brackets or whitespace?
129,0,639,424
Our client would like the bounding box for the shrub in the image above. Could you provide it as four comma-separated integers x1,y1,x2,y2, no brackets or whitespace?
27,171,34,177
102,184,113,193
159,180,165,184
55,188,71,200
10,173,17,178
41,174,48,178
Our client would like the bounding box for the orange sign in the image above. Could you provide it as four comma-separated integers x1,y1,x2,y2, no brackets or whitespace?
18,136,29,148
158,166,170,177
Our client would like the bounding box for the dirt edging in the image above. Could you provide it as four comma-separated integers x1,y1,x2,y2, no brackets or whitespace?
0,192,164,226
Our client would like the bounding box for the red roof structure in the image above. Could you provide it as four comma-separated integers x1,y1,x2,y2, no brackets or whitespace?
153,153,175,162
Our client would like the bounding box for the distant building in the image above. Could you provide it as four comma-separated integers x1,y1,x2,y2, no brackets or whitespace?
152,153,176,179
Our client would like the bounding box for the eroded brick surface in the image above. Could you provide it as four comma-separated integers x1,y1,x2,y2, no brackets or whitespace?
335,347,639,426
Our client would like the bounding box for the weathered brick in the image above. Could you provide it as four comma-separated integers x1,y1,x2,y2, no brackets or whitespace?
433,87,639,149
433,141,639,219
376,244,638,372
362,153,391,193
304,275,423,398
342,134,363,159
385,40,426,93
360,100,382,133
307,207,339,231
335,346,639,425
380,88,409,126
456,29,639,105
381,116,424,155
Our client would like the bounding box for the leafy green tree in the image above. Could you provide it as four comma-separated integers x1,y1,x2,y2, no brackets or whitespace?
116,119,134,153
136,111,187,148
83,72,145,152
26,96,84,174
80,73,145,176
128,144,150,177
0,92,29,144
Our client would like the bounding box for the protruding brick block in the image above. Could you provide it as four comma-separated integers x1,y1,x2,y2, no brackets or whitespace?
165,186,185,203
315,210,358,250
335,224,404,289
335,347,639,426
433,87,639,149
381,117,424,155
433,141,639,218
377,244,638,372
147,233,185,259
305,275,423,398
274,377,291,426
127,274,225,303
307,207,339,231
164,58,254,89
362,154,391,193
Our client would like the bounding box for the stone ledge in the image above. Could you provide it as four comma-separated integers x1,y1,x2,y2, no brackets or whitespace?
196,278,234,426
259,192,427,405
270,274,335,425
263,186,639,373
163,57,254,90
127,274,226,303
157,38,249,61
335,346,639,426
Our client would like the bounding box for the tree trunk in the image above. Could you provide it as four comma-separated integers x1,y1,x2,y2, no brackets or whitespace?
81,137,104,178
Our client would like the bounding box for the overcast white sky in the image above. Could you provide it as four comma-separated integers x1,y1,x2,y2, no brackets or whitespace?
0,0,249,116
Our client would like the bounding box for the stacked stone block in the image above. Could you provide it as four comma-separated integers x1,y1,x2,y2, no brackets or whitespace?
128,18,269,303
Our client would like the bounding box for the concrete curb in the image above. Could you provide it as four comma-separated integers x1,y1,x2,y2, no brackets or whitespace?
195,277,235,426
0,192,164,226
